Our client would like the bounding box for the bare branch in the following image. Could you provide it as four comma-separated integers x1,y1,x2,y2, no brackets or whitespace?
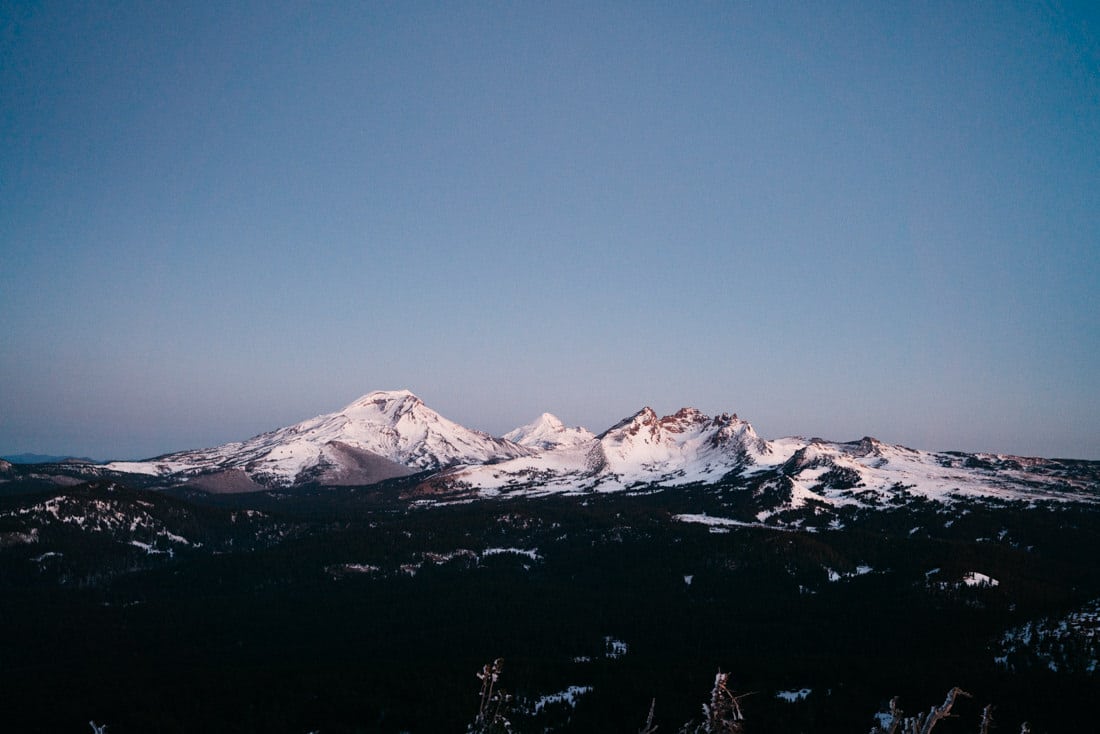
469,658,512,734
638,698,658,734
871,687,973,734
979,704,995,734
917,686,971,734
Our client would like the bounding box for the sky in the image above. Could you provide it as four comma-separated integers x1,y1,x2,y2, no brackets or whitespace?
2,1,1098,461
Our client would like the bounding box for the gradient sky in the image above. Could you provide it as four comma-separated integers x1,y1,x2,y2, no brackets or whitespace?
2,1,1098,460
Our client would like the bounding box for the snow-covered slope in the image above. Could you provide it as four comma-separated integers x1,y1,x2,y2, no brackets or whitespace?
106,390,533,487
427,407,1099,511
741,435,1100,519
597,407,769,484
439,406,772,495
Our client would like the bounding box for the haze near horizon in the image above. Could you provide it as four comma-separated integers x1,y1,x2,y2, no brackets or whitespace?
2,2,1098,460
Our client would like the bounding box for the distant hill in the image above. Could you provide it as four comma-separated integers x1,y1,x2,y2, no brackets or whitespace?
1,453,101,464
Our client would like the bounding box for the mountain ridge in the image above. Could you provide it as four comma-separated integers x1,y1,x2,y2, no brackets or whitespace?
74,389,1099,512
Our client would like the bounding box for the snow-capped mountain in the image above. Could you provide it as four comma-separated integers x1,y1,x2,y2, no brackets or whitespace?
105,390,533,488
433,407,1099,511
503,413,595,450
83,390,1098,512
597,406,769,483
739,434,1100,521
440,406,771,495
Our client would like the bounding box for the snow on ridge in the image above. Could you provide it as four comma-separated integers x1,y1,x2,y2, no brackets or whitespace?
5,494,197,550
673,513,792,531
482,547,542,562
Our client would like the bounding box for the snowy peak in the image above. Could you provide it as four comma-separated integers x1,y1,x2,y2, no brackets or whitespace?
106,390,533,487
597,406,768,483
505,412,564,440
290,388,535,471
505,413,596,450
286,390,534,474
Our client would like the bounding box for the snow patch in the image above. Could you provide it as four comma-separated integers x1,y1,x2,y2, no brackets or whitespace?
482,547,542,562
673,514,792,531
531,685,593,714
826,565,874,582
962,571,999,587
31,551,62,562
776,688,812,702
129,540,167,555
604,637,628,659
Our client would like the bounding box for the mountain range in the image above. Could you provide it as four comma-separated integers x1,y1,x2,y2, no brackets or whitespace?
68,389,1095,516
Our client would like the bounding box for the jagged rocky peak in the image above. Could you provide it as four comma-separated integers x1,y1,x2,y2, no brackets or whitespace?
705,413,766,453
599,405,756,453
601,405,759,443
838,435,919,460
782,444,832,473
597,407,659,440
659,407,707,431
658,407,752,433
850,436,885,457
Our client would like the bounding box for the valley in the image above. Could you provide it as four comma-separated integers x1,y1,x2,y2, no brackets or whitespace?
2,479,1099,732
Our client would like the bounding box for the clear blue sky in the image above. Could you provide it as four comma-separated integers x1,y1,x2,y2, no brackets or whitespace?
2,1,1098,460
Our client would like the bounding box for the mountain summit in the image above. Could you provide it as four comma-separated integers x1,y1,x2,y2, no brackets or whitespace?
597,406,768,481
